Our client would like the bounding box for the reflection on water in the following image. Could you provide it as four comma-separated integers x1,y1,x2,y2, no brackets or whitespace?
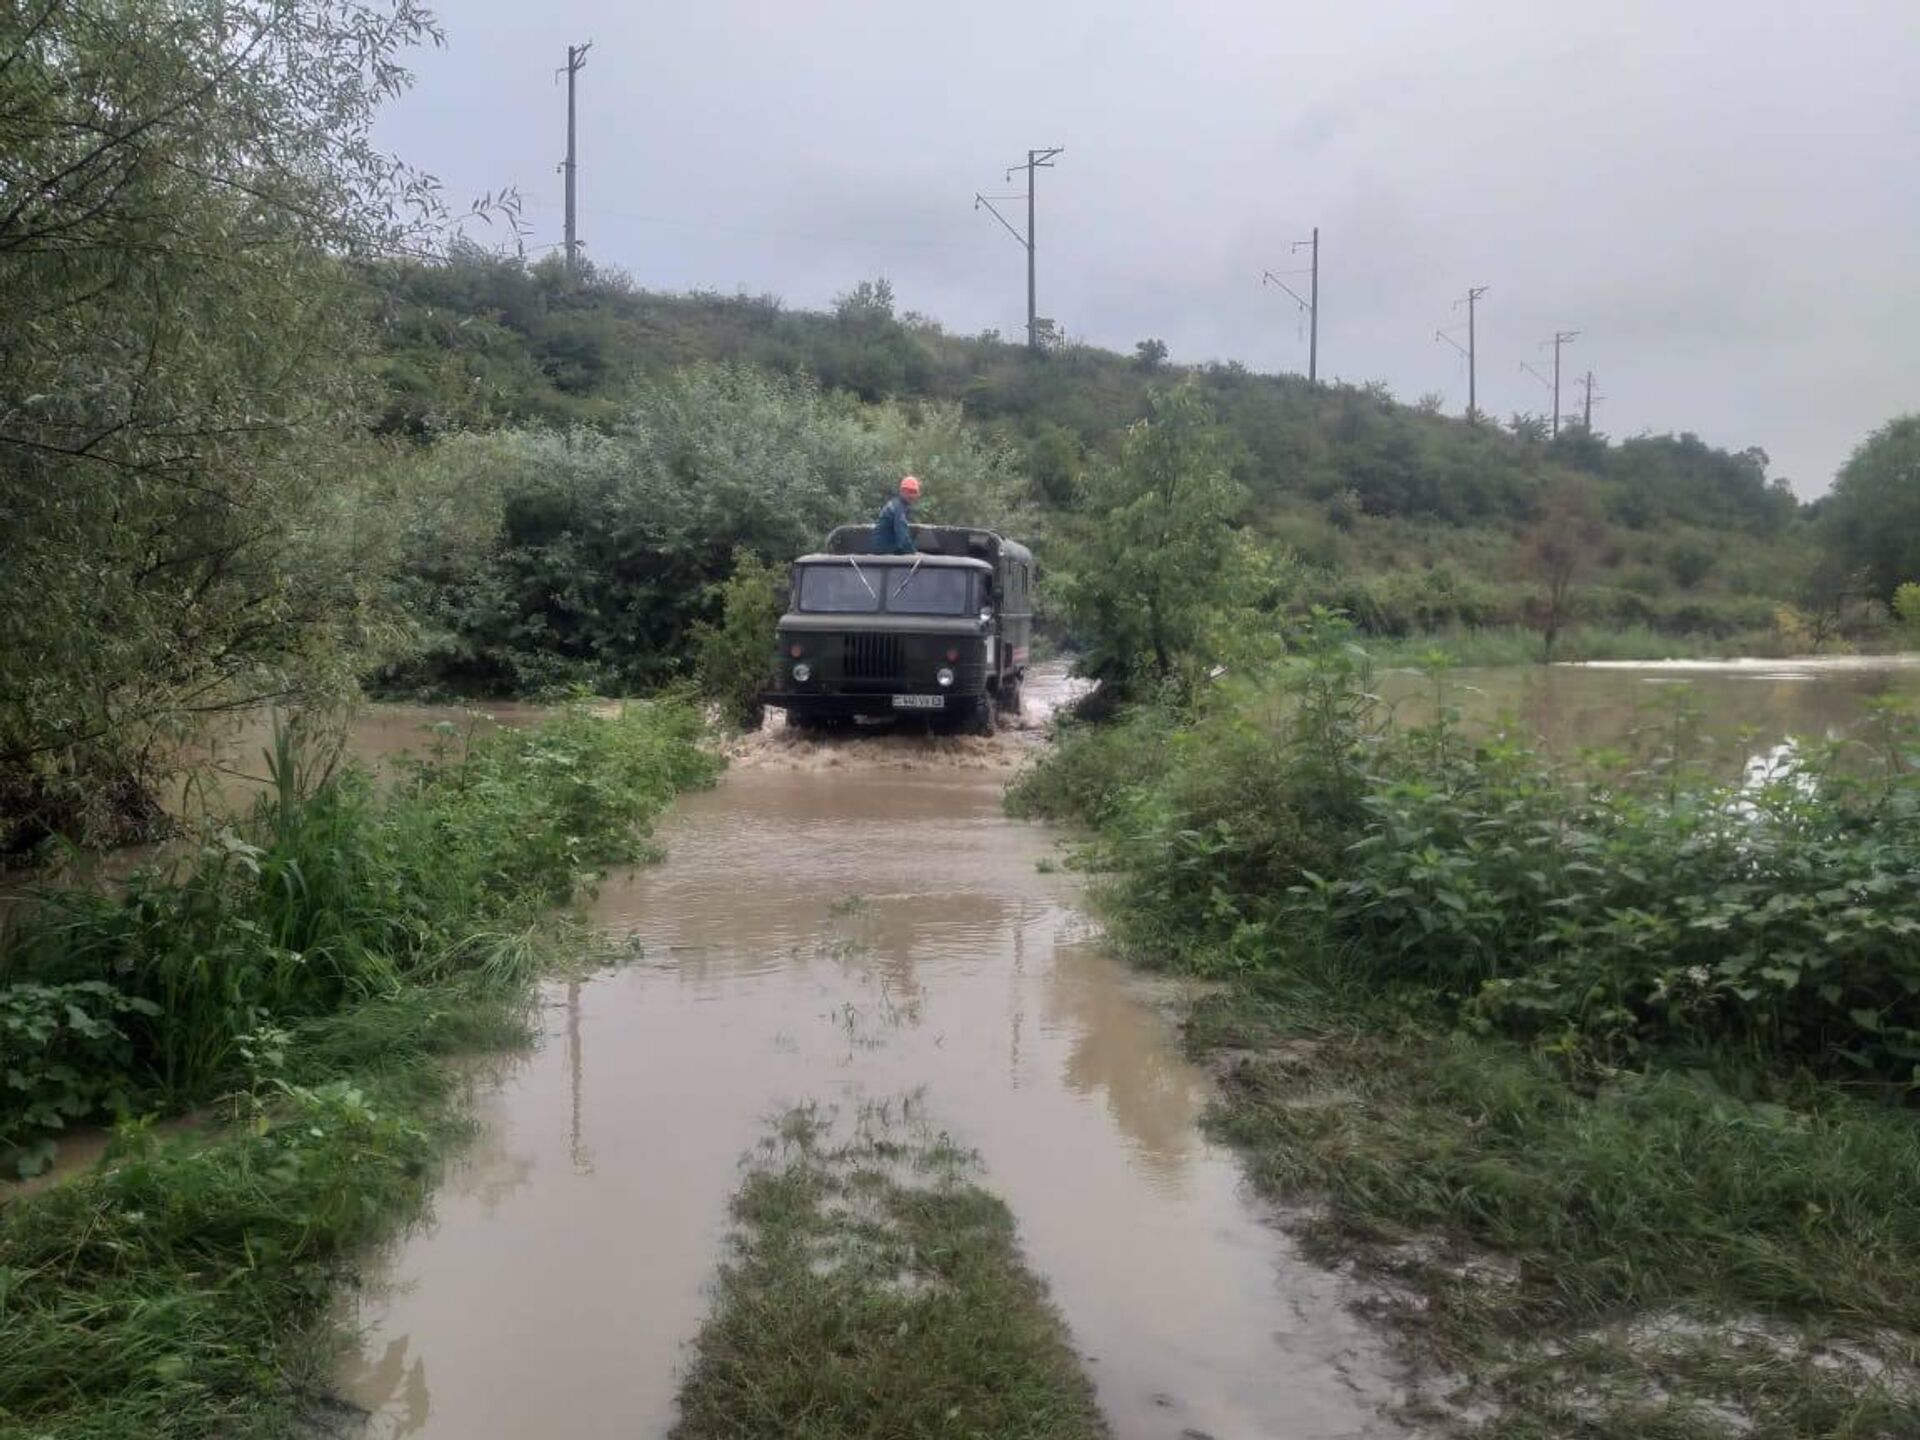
336,765,1401,1440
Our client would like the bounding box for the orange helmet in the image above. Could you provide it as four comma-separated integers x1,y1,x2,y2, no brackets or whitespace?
899,474,922,500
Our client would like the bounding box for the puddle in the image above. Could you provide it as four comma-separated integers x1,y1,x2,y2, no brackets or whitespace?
336,758,1404,1439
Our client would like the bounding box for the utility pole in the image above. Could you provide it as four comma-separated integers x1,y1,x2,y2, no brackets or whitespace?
1543,330,1579,438
1301,226,1319,382
1262,223,1320,382
1434,284,1489,424
557,42,592,273
1464,285,1487,424
973,146,1064,351
1577,370,1604,431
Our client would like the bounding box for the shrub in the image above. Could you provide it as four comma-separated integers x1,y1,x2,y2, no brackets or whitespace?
1,703,720,1170
377,364,1026,696
1015,623,1920,1082
693,548,785,731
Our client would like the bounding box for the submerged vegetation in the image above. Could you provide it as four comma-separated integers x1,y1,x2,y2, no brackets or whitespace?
672,1103,1107,1440
0,703,719,1436
5,3,1920,1437
1011,616,1920,1434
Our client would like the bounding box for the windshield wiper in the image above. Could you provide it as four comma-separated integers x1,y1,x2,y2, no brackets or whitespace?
891,553,926,599
845,556,877,600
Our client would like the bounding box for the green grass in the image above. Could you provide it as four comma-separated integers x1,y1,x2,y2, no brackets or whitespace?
0,702,721,1437
1185,966,1920,1438
0,973,522,1440
672,1103,1108,1440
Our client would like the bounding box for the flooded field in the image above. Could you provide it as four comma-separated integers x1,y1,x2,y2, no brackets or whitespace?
1385,653,1920,769
322,653,1919,1439
21,656,1909,1433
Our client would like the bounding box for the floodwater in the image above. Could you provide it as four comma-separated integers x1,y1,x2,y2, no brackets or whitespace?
333,683,1403,1440
21,654,1918,1427
328,653,1920,1440
1386,653,1920,771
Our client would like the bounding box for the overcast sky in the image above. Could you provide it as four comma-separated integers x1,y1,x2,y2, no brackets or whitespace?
377,0,1919,494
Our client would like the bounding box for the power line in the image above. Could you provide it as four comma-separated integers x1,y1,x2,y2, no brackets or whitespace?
556,41,592,272
1519,358,1554,427
974,146,1064,351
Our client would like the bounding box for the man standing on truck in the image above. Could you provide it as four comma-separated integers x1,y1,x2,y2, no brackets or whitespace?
873,474,920,554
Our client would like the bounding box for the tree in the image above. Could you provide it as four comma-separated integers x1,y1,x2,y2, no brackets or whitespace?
1895,584,1920,644
0,1,465,851
1524,479,1606,660
1819,415,1920,603
1055,384,1266,701
1133,338,1169,372
376,365,1026,695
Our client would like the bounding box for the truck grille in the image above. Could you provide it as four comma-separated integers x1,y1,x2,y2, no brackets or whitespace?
841,633,904,681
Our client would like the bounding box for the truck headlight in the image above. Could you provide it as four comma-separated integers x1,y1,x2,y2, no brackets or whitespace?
792,662,811,683
937,667,954,687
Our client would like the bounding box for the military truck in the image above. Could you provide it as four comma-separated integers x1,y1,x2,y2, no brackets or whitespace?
761,524,1034,735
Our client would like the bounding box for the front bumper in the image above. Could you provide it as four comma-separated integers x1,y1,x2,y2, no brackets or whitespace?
761,690,981,717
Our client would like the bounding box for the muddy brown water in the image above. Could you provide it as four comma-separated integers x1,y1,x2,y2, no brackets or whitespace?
1382,653,1920,771
17,657,1920,1433
336,761,1401,1440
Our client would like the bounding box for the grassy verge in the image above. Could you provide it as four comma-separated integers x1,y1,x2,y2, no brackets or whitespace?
1190,970,1920,1438
1011,618,1920,1437
672,1102,1107,1440
1,701,720,1438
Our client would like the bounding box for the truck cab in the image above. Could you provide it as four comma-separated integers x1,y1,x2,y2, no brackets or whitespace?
762,525,1034,734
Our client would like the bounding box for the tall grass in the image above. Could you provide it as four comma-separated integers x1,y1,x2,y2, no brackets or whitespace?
2,701,721,1172
1,701,720,1438
1019,616,1920,1083
673,1105,1106,1440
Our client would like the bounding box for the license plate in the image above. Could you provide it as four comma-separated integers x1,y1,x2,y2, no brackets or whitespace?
891,694,945,710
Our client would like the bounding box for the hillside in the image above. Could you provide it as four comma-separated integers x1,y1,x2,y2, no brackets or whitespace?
359,249,1833,691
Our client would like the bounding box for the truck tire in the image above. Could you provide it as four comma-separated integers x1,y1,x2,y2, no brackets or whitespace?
997,675,1023,719
968,696,996,737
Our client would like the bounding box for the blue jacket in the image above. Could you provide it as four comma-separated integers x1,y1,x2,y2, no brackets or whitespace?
873,495,915,554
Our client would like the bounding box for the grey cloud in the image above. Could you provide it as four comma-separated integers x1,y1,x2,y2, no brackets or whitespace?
382,0,1920,493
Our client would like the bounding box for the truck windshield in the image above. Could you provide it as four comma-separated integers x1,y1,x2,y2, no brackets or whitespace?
797,564,880,612
886,567,972,615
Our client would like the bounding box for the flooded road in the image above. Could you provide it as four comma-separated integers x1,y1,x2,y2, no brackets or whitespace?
329,653,1920,1439
336,759,1400,1440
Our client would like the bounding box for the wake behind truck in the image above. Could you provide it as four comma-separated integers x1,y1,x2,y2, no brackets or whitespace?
761,524,1034,735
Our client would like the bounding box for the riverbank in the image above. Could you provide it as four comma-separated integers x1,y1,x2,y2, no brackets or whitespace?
1009,625,1920,1436
0,704,720,1439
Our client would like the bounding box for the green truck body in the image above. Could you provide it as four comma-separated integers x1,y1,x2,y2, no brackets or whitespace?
761,525,1034,734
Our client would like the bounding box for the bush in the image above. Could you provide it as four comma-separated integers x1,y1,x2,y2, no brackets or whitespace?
694,549,785,730
0,703,720,1171
377,363,1026,696
1015,621,1920,1082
